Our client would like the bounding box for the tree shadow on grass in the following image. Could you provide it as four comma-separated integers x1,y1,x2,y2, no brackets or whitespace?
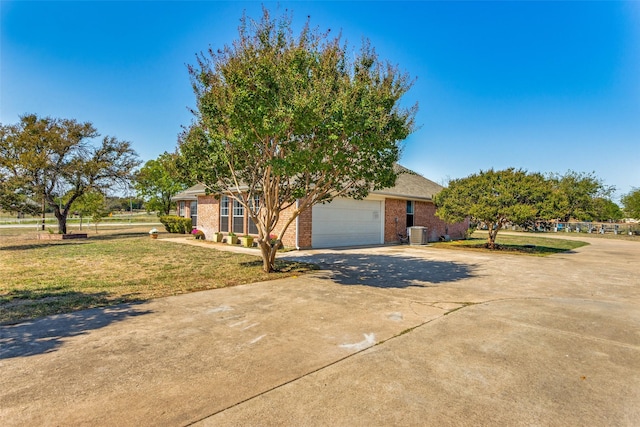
87,231,160,242
286,253,477,288
0,299,152,359
0,240,91,251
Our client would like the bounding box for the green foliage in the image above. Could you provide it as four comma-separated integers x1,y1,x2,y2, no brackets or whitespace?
621,188,640,219
180,8,416,272
159,215,193,234
0,114,140,234
105,196,144,212
70,190,108,230
548,171,614,221
71,190,105,216
592,197,623,222
0,125,41,215
434,168,551,248
134,152,186,216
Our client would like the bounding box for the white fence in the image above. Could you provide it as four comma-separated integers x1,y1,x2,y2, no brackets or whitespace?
509,221,640,236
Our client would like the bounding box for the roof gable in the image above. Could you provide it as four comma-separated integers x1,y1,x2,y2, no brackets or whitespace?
371,164,443,201
171,183,206,201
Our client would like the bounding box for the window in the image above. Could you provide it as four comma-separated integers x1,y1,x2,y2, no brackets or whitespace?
406,200,414,228
220,196,229,232
232,199,244,234
190,201,198,227
248,195,259,235
179,201,186,217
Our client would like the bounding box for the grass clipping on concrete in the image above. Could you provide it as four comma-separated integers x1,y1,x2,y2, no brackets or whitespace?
0,227,315,324
430,231,589,255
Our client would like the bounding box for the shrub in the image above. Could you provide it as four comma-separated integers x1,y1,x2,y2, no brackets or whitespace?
192,229,205,240
159,216,194,234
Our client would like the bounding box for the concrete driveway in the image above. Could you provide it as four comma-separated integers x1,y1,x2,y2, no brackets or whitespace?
1,236,639,426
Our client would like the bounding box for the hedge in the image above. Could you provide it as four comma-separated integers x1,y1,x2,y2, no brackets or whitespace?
159,215,193,234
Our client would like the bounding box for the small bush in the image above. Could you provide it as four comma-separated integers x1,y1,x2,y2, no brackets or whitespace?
159,216,194,234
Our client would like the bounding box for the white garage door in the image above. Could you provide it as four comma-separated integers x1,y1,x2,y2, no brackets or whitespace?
312,198,383,248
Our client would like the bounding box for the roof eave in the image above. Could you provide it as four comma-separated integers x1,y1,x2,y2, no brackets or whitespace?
371,190,434,202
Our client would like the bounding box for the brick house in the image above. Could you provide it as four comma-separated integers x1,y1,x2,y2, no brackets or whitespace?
172,165,469,249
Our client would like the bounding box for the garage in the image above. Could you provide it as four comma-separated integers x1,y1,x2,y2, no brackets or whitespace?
311,198,383,248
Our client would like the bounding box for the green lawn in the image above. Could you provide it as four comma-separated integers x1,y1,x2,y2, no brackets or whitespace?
0,226,315,324
429,230,589,255
0,226,598,325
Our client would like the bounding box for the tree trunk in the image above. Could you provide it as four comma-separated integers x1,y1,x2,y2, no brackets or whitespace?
259,241,273,273
56,214,67,234
258,239,280,273
54,206,69,234
163,194,171,215
487,224,500,249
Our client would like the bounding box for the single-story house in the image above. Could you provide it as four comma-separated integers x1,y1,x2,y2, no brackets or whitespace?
172,165,469,249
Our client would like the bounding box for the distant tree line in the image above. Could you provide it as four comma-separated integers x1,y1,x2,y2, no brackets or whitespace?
435,168,636,248
1,196,144,216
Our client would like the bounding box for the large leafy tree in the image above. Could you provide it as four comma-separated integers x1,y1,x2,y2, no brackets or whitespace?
548,171,614,221
621,188,640,219
0,114,140,234
434,168,551,249
134,152,186,216
592,197,623,222
180,9,416,272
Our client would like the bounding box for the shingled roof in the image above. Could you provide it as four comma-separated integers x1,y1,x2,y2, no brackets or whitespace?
171,183,206,201
172,164,443,202
371,164,444,201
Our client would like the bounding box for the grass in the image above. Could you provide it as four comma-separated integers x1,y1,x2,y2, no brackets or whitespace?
0,226,316,325
429,230,589,255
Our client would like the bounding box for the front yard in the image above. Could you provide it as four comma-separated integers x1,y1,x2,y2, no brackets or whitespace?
1,226,603,325
0,226,314,324
429,230,590,255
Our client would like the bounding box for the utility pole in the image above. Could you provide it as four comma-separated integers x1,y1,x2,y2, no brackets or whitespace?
41,194,46,231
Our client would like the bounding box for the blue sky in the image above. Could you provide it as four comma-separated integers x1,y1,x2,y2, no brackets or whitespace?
2,1,639,199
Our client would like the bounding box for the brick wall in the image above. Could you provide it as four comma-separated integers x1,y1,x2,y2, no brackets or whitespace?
273,203,298,248
384,198,407,243
385,198,468,243
262,203,311,249
414,201,469,241
296,207,312,249
196,195,219,239
445,217,470,240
